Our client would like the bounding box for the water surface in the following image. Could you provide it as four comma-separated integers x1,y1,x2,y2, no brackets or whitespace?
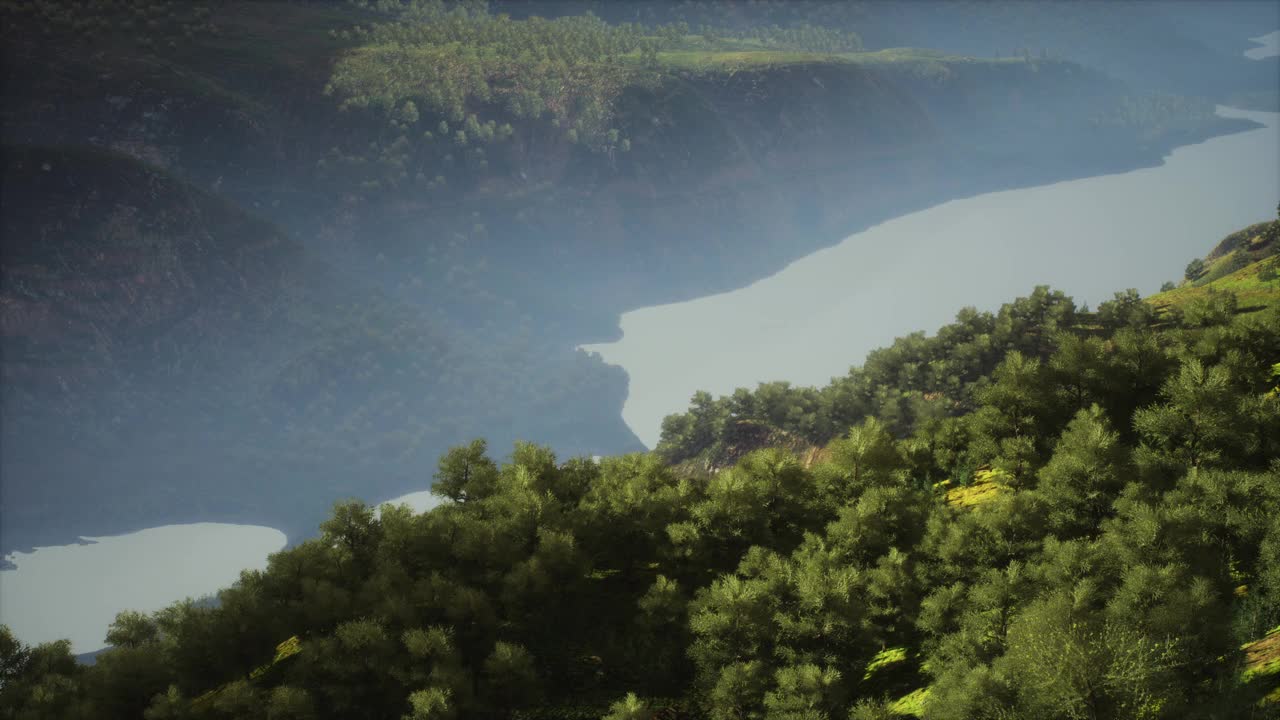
583,106,1280,448
1245,30,1280,59
0,523,286,653
0,485,445,655
375,489,446,516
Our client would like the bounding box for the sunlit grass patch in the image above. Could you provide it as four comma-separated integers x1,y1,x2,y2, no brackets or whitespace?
847,48,982,63
889,687,930,716
944,468,1008,509
651,50,850,72
945,481,1003,508
194,635,304,705
248,635,302,680
644,46,998,74
1241,625,1280,706
864,646,908,681
1148,256,1280,314
1243,626,1280,683
272,635,302,664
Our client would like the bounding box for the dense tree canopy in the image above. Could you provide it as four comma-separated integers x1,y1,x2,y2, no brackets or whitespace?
3,260,1280,719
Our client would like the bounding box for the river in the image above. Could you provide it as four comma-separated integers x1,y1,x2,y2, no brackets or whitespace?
1246,30,1280,60
3,31,1276,660
0,490,442,655
581,104,1280,448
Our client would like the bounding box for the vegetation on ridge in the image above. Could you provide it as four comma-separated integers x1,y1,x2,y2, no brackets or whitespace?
3,217,1280,719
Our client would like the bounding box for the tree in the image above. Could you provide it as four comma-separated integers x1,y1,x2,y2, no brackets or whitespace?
1035,404,1130,537
1184,257,1205,281
402,688,454,720
968,352,1055,486
821,416,904,501
479,642,539,713
319,500,383,573
0,628,88,718
601,693,649,720
432,439,499,502
1258,259,1279,288
994,593,1189,719
293,618,403,719
824,485,928,567
762,664,846,718
657,390,728,462
1095,289,1158,331
1047,333,1108,413
104,610,159,649
1180,287,1237,327
993,286,1076,360
266,686,318,720
1133,359,1240,473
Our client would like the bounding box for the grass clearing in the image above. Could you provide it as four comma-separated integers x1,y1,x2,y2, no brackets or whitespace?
945,481,1003,508
1148,256,1280,314
1244,626,1280,682
617,45,999,74
864,646,909,681
1243,626,1280,705
890,687,930,716
650,50,854,72
944,468,1009,509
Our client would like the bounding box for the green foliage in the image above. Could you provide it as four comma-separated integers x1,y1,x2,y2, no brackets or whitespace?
993,594,1188,719
825,417,905,498
480,641,539,712
1034,405,1130,537
16,249,1280,719
432,439,500,502
326,3,649,152
1133,359,1242,471
0,0,219,45
1096,289,1159,332
403,687,453,720
1186,257,1207,281
600,692,648,720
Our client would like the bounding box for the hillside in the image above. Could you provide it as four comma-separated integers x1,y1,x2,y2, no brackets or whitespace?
656,214,1280,469
1148,214,1280,316
0,145,642,557
0,0,1253,320
2,218,1278,719
1,0,1262,557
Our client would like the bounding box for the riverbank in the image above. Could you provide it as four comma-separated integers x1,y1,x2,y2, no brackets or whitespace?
584,105,1280,447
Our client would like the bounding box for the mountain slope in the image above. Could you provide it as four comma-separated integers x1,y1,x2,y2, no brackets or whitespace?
2,218,1278,719
0,145,642,556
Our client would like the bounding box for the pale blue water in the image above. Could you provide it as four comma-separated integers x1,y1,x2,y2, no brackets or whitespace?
582,105,1280,448
1246,30,1279,59
4,31,1277,659
0,523,286,653
0,489,444,654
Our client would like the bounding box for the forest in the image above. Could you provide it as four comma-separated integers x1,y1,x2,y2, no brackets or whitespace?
1,2,1278,716
7,0,1260,561
3,216,1279,719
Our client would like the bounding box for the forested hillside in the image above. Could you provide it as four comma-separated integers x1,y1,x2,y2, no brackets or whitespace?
3,217,1278,719
0,145,639,555
5,0,1260,558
